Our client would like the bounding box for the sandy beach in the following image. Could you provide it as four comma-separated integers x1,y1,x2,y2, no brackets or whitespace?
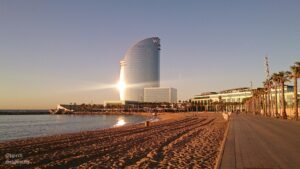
0,112,227,168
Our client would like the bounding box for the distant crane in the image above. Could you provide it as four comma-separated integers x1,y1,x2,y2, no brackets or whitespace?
265,55,270,80
264,54,272,116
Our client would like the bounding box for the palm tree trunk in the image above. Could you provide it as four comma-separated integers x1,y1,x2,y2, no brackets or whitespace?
267,89,271,116
257,96,260,115
294,76,298,120
258,96,261,115
269,86,273,117
274,83,278,117
281,82,287,119
254,98,257,115
258,93,264,115
264,93,267,116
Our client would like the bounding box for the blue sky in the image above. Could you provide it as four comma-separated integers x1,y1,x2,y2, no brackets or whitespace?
0,0,299,109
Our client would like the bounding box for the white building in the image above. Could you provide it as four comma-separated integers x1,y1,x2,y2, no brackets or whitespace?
191,86,299,112
144,87,177,103
193,87,252,103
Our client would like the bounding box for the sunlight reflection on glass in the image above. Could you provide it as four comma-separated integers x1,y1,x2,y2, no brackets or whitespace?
118,61,126,101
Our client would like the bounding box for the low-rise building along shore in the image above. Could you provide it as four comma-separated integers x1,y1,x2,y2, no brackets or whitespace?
191,87,252,112
191,86,299,115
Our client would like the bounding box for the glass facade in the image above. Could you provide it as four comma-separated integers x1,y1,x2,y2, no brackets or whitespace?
120,37,160,101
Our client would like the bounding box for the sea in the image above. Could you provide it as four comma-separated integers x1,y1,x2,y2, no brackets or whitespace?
0,113,150,142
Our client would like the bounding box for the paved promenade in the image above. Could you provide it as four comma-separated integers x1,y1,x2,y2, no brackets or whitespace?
220,113,300,169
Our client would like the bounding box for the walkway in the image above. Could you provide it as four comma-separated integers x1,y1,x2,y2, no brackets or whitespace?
220,114,300,169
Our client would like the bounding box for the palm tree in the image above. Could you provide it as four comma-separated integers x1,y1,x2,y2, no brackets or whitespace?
268,79,274,117
261,88,267,116
260,87,267,116
290,62,300,120
271,73,280,117
257,88,266,115
263,79,272,116
277,71,291,119
252,89,259,115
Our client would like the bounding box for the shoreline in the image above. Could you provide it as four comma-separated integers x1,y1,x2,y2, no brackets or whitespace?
0,112,219,143
0,112,50,115
0,111,180,116
0,112,216,143
0,112,227,168
0,112,189,143
0,113,157,143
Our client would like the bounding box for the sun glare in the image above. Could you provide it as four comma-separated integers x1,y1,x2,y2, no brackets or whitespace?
117,80,126,101
117,81,126,92
118,63,126,100
114,118,126,127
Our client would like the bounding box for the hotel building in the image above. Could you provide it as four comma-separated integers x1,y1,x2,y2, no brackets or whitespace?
119,37,160,102
117,37,178,104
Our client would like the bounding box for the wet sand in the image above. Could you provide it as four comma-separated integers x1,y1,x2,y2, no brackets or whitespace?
0,112,227,168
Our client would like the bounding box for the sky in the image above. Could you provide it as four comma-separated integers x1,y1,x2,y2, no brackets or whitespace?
0,0,300,109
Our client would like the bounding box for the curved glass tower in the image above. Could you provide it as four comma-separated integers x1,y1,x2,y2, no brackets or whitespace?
119,37,160,101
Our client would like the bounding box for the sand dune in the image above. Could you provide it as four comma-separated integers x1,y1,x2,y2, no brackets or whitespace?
0,112,227,169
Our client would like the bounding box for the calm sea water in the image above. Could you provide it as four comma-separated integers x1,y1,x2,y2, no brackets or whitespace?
0,115,150,142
